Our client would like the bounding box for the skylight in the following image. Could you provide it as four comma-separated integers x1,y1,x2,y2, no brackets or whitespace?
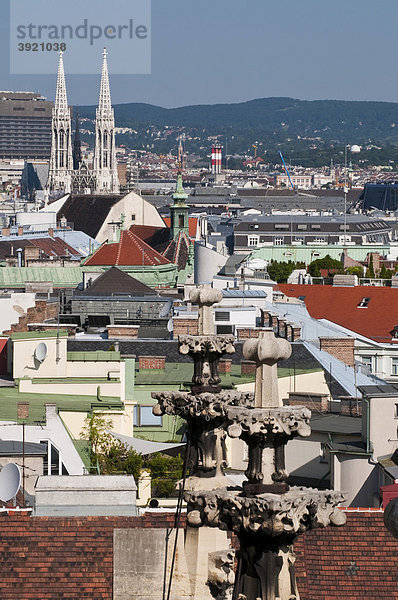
358,297,370,308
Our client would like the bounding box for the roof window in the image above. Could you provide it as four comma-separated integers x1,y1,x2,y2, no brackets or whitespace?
358,297,370,308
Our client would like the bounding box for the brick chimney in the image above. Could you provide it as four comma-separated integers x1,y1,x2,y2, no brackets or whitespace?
319,337,355,367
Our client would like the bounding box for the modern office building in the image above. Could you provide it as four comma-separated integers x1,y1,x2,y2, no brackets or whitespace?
0,91,52,160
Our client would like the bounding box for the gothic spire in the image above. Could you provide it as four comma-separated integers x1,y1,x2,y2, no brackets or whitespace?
73,112,82,170
98,47,113,117
54,51,69,118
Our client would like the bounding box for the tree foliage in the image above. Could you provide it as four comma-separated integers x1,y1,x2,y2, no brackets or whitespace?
267,260,305,283
307,255,344,277
145,453,184,498
80,414,184,497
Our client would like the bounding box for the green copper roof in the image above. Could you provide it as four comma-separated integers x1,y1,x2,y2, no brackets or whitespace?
12,330,69,340
0,267,84,288
172,172,188,204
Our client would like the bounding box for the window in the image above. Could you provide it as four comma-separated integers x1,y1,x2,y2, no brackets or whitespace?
358,297,370,308
133,405,138,426
361,356,372,372
274,237,284,245
295,237,303,243
392,359,398,377
274,224,289,230
216,325,234,334
249,224,259,230
215,311,230,321
314,237,325,243
297,224,307,230
311,224,321,230
131,214,136,221
394,403,398,418
248,235,259,246
139,406,162,427
320,443,328,463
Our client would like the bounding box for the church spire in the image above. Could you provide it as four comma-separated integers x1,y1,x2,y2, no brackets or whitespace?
93,48,120,194
73,112,82,170
98,47,112,117
46,51,73,193
54,51,69,118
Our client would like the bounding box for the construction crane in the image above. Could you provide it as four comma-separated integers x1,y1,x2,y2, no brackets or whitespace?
278,151,295,190
252,144,257,158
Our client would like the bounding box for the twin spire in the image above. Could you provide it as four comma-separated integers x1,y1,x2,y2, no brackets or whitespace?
46,49,120,195
54,51,69,117
98,48,113,118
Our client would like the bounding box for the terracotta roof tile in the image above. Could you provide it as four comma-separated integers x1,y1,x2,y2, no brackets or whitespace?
278,283,398,342
84,230,171,267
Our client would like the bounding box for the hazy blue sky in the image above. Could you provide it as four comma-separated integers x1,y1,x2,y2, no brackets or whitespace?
1,0,398,107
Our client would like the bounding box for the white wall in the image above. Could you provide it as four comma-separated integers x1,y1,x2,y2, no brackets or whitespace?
0,405,84,475
96,191,165,243
13,335,68,379
0,293,37,335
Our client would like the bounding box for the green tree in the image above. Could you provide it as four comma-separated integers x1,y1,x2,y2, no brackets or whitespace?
145,453,184,498
365,254,375,278
267,260,305,283
81,413,143,478
308,255,344,277
346,266,363,277
380,264,393,279
101,442,143,481
81,413,114,457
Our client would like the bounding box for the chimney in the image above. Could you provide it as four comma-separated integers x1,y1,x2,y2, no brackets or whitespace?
48,227,54,238
17,226,23,236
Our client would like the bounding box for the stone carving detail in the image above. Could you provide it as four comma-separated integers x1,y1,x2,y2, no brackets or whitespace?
185,485,346,600
243,330,291,408
154,285,346,600
207,549,235,600
185,487,346,535
226,406,312,440
152,391,254,488
179,334,235,389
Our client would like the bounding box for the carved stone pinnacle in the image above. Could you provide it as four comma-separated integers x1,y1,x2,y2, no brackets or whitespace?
243,329,291,408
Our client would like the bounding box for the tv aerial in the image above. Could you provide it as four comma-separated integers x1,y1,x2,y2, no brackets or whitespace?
0,463,21,502
34,342,48,363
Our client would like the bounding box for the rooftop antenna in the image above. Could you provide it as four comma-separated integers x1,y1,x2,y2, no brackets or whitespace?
0,463,21,503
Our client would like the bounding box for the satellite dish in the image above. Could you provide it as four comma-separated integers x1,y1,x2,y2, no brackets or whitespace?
34,342,47,363
0,463,21,501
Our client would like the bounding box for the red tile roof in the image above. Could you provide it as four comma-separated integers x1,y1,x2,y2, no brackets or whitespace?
31,237,80,257
278,283,398,342
84,230,172,267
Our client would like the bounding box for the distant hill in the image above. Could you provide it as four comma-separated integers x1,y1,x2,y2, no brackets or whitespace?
76,97,398,165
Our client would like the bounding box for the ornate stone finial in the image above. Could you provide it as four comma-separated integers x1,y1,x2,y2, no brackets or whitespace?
190,284,222,336
243,329,291,408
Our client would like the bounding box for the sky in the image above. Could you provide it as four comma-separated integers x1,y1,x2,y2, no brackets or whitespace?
1,0,398,107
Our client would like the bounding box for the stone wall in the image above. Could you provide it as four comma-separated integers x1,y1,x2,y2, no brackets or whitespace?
0,510,395,599
319,337,355,367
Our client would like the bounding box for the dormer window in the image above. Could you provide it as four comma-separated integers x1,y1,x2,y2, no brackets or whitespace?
358,297,370,308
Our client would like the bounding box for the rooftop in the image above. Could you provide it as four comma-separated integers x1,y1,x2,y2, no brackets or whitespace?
84,230,171,267
278,284,398,343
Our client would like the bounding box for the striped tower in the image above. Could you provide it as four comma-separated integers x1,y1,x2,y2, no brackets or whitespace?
211,144,222,175
93,48,120,194
46,52,73,193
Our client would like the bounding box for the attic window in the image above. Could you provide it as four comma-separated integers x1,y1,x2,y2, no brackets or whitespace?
358,297,370,308
131,214,135,221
